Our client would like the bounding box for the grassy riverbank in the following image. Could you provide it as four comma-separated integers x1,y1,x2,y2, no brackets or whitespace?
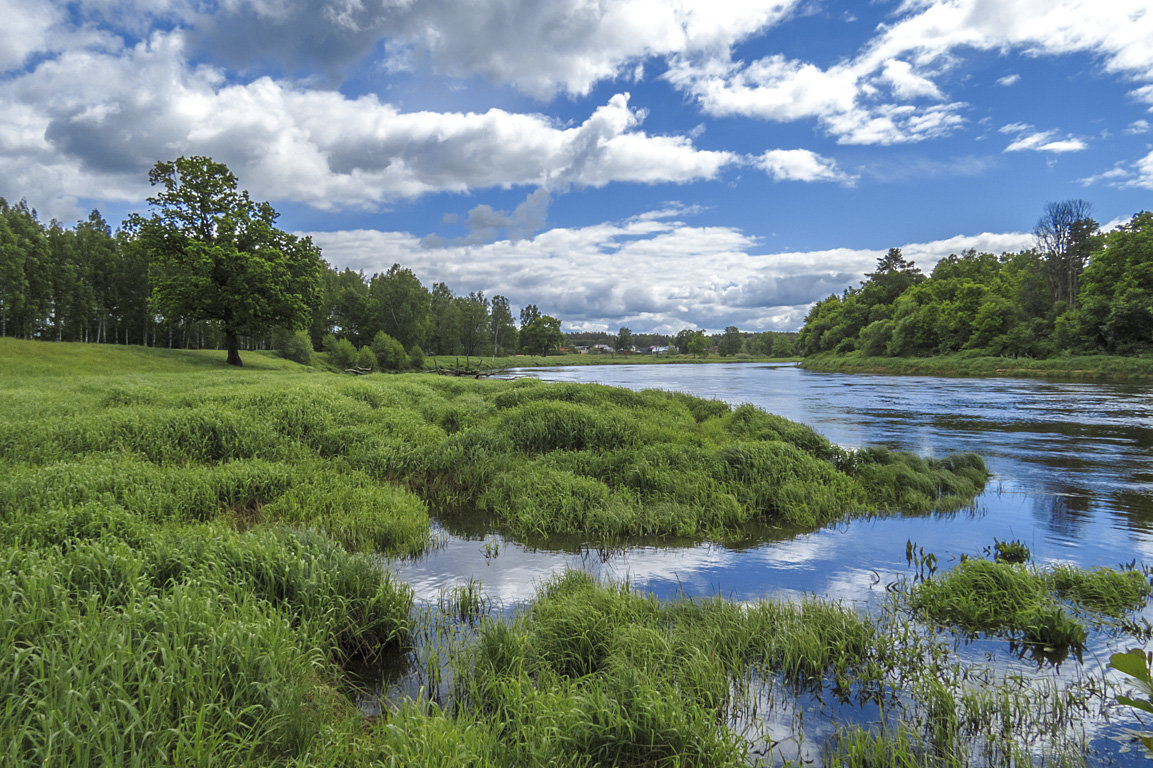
13,337,1139,767
1,338,987,545
802,351,1153,382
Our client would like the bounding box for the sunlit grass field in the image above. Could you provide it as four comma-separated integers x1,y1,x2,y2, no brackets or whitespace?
2,338,1146,766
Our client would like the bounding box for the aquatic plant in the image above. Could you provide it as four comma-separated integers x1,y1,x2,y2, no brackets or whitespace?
1110,648,1153,754
909,558,1086,649
1047,564,1151,615
908,554,1151,652
991,538,1030,564
824,725,934,768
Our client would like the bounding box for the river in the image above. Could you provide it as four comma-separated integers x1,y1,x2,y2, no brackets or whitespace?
384,362,1153,764
394,363,1153,606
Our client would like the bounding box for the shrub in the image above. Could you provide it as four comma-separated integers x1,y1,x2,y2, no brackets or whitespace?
372,331,409,371
355,345,376,371
322,334,358,369
276,328,314,365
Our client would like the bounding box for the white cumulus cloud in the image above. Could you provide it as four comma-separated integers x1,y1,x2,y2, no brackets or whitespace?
55,0,800,99
756,149,855,184
0,0,61,72
1000,123,1087,153
306,211,1034,333
0,33,737,219
667,0,1153,145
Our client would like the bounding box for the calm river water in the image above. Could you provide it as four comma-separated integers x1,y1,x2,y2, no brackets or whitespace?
385,362,1153,764
394,363,1153,608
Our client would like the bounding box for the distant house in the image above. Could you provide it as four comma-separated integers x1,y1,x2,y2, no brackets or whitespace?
574,345,590,354
591,343,614,354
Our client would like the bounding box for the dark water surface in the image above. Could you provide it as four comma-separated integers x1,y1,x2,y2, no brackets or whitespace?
385,363,1153,763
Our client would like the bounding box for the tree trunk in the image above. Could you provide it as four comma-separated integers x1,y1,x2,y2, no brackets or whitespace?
224,327,243,366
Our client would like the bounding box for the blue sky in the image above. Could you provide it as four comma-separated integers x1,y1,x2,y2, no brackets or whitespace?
2,0,1152,333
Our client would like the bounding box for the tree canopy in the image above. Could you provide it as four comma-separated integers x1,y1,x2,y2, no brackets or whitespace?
131,156,324,366
519,315,564,356
799,204,1150,359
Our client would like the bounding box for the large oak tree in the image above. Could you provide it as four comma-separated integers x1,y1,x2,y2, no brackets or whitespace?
131,157,324,366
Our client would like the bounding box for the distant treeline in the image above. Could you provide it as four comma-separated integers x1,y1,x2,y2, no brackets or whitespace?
568,328,797,357
799,204,1153,358
0,197,564,357
0,195,799,360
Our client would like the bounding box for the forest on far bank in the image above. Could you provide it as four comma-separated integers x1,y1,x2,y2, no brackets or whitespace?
799,202,1153,359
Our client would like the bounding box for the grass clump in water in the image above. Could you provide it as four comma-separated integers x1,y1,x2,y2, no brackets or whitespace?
991,538,1030,564
910,558,1087,649
434,572,883,767
908,551,1151,652
824,725,934,768
844,447,988,513
1046,564,1151,615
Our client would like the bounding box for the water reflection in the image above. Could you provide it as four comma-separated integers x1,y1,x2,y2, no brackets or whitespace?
511,363,1153,566
394,364,1153,602
382,363,1153,764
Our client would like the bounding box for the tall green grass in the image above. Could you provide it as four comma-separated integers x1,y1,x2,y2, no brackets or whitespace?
0,339,1004,767
446,572,881,767
908,555,1151,651
0,524,411,767
1,339,987,546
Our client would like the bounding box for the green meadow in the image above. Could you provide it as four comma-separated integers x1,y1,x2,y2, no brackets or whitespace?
2,338,1147,766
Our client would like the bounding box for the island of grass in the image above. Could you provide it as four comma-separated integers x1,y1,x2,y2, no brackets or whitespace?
1,338,987,549
0,338,997,767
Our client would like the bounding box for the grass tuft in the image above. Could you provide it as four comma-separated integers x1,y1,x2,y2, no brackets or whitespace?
908,552,1151,651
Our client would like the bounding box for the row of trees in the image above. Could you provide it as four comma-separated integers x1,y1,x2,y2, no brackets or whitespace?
0,158,568,364
799,202,1152,358
1,155,802,366
308,264,564,361
565,328,797,357
712,327,798,358
0,200,155,346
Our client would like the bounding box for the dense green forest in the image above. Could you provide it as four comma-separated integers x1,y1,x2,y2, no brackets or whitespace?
798,203,1153,359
